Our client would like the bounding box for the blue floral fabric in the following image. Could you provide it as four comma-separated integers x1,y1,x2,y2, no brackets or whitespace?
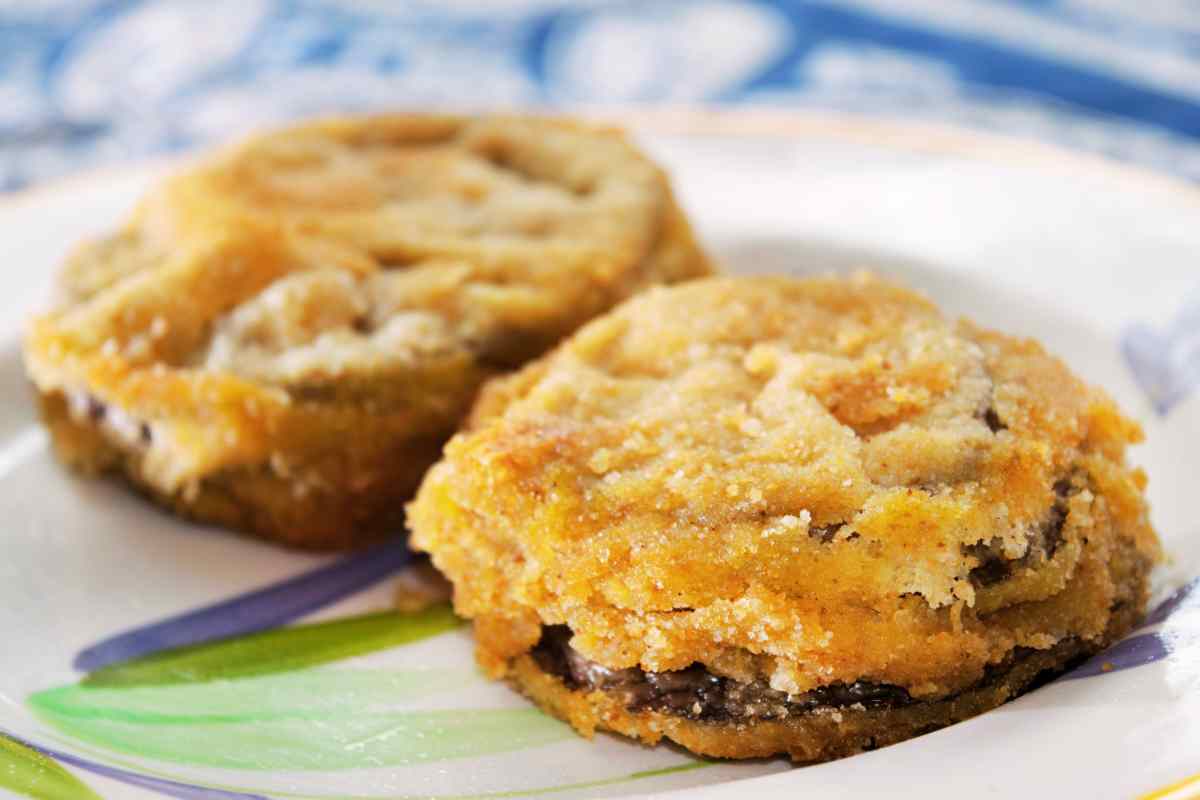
1,0,1199,191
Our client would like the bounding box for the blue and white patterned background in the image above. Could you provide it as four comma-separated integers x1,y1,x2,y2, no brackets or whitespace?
3,0,1200,192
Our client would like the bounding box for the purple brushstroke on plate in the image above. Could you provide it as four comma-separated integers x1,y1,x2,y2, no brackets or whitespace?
1060,578,1198,680
1137,578,1199,629
1060,632,1169,680
74,538,411,672
1,729,269,800
1120,288,1200,416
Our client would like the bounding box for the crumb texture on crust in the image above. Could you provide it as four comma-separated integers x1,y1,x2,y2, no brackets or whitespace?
409,273,1160,701
24,114,712,547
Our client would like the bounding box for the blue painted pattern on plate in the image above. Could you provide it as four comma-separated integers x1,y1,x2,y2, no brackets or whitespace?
2,0,1200,190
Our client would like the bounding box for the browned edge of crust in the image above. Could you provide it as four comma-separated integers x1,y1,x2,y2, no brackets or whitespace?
504,551,1149,763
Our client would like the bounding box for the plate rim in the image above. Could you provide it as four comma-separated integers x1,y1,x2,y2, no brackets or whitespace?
2,107,1198,216
1,107,1197,800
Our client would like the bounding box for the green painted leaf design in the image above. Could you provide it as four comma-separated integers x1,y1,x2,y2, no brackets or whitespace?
32,697,571,770
29,607,576,773
0,734,101,800
84,606,463,687
34,668,477,720
32,667,573,771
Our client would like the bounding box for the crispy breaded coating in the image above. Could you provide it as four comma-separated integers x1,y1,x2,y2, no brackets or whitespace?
25,115,712,548
409,273,1160,760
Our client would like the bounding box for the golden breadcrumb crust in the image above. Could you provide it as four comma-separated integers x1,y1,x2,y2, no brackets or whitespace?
409,274,1160,756
25,114,712,548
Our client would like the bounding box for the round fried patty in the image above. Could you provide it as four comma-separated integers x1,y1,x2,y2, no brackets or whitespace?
25,114,711,548
409,273,1160,760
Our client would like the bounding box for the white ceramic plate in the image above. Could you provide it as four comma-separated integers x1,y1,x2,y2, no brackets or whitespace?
0,111,1197,800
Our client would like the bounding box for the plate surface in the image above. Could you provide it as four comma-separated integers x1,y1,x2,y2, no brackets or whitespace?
0,112,1197,800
